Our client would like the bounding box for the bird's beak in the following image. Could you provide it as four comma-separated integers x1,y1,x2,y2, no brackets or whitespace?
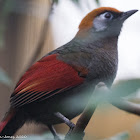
121,10,138,21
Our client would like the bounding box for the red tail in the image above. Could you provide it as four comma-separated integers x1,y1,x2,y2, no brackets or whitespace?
0,109,15,133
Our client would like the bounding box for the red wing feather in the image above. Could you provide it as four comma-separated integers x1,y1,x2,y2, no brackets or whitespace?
10,54,85,107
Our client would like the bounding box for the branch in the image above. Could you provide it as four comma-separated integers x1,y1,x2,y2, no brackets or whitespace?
110,97,140,116
69,95,97,140
68,83,105,140
68,82,140,140
98,83,140,116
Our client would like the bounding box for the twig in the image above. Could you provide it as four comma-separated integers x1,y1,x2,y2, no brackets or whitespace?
110,97,140,116
97,84,140,116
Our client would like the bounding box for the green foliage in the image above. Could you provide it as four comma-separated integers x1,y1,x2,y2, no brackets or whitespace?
53,0,59,4
103,132,130,140
0,67,12,87
112,79,140,97
53,0,79,4
93,79,140,105
95,0,100,6
71,0,81,4
53,0,100,5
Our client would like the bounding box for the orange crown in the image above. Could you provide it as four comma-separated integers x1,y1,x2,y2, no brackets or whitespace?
79,7,121,30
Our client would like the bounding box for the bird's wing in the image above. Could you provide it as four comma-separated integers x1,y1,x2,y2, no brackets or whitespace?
10,54,87,108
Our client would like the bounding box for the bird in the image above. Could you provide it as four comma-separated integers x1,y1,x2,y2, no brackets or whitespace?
0,7,138,140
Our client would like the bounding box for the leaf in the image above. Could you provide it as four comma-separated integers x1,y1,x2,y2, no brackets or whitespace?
71,0,80,4
53,0,79,4
112,79,140,97
95,0,100,6
53,0,100,5
53,0,59,4
103,132,130,140
0,67,12,87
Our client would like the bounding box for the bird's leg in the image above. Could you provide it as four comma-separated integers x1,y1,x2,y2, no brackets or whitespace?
55,112,75,130
54,112,75,138
48,125,61,140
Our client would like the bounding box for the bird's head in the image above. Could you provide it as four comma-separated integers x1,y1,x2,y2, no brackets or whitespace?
77,7,138,39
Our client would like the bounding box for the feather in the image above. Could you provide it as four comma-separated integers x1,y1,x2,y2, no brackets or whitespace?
0,109,15,133
10,54,86,107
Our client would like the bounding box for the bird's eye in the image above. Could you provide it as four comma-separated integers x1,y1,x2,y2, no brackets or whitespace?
104,12,112,19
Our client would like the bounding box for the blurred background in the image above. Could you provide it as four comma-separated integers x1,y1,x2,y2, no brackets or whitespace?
0,0,140,140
